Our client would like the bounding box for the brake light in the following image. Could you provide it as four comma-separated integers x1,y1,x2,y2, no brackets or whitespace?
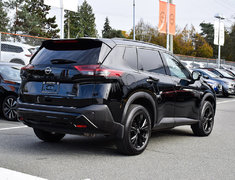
21,64,34,70
74,65,123,77
25,54,33,57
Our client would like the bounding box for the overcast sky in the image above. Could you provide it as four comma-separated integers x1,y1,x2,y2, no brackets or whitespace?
50,0,235,36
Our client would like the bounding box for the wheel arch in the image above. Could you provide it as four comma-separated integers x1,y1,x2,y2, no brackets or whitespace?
10,58,25,65
202,92,216,113
121,91,157,128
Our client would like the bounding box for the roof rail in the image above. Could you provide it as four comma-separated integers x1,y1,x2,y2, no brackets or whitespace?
112,38,166,50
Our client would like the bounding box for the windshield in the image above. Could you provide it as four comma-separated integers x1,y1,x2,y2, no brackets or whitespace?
218,69,234,78
203,70,219,78
0,65,21,81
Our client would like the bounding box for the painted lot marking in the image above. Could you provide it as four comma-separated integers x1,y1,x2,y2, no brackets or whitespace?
0,126,27,131
0,167,47,180
217,99,235,105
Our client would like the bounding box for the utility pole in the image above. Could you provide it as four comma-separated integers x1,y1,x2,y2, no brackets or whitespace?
60,0,64,39
169,0,173,53
133,0,136,40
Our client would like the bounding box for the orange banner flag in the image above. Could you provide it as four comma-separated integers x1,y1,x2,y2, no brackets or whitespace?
158,1,167,34
169,3,176,35
158,1,175,35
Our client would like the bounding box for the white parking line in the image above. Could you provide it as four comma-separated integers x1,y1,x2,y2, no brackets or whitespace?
217,99,235,105
0,167,47,180
0,126,27,131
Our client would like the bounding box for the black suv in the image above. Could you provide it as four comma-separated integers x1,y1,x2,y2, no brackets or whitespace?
18,38,216,155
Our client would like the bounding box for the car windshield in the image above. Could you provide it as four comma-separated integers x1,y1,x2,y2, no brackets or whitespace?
217,69,234,78
0,65,21,81
203,70,219,78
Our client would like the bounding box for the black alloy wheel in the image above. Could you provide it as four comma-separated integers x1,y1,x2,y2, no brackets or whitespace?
2,95,17,121
116,104,151,155
191,101,214,136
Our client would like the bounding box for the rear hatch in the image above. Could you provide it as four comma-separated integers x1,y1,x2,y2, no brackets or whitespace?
20,39,111,107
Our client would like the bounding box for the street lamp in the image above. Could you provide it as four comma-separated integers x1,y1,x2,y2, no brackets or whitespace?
214,13,225,68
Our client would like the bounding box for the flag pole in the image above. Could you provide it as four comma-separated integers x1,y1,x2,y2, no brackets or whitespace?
166,0,169,50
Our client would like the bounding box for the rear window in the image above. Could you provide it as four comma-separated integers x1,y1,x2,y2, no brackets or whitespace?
1,44,23,53
31,40,102,65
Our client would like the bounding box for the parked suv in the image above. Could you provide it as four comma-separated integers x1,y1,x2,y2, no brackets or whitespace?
18,38,216,155
0,42,35,65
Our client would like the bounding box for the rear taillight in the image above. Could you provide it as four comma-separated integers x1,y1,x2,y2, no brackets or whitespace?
74,65,123,77
21,64,34,70
25,54,33,57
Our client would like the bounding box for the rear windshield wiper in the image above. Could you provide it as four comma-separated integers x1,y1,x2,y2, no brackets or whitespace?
51,59,77,64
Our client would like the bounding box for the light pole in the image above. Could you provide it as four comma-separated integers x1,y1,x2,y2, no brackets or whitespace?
133,0,136,40
214,13,225,68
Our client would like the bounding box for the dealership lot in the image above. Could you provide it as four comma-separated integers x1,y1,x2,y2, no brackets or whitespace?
0,97,235,180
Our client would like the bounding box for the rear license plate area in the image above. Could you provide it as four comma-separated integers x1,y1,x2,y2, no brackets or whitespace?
42,82,59,94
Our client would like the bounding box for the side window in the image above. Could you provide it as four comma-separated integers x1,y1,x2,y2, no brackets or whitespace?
1,44,23,53
163,53,190,79
103,46,125,67
138,49,166,74
124,47,137,70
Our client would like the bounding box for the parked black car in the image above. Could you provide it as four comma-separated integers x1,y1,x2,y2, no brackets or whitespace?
0,63,21,120
18,38,216,155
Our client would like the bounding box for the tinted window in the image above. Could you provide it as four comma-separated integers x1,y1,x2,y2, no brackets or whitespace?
124,47,137,70
163,53,190,79
1,44,23,53
138,49,166,74
31,40,102,65
0,65,22,81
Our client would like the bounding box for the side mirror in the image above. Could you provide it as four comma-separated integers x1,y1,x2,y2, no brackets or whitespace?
192,71,201,81
203,75,209,79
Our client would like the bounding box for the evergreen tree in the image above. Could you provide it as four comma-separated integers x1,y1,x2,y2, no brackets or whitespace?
64,7,80,38
17,0,60,39
6,0,24,35
102,17,112,38
0,1,10,32
76,0,97,37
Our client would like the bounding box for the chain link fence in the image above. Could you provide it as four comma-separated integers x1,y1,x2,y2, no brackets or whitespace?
0,32,50,65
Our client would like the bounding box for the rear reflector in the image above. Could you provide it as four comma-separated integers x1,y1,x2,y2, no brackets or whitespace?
21,64,34,70
74,65,123,77
25,54,32,57
75,125,87,128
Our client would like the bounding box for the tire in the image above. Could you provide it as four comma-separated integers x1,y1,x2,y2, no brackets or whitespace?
222,87,229,97
191,101,215,136
116,104,151,155
33,128,65,142
2,95,17,121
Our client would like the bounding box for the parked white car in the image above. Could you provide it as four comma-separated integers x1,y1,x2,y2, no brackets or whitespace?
0,42,35,65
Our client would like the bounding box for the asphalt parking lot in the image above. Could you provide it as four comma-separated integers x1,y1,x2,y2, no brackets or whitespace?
0,96,235,180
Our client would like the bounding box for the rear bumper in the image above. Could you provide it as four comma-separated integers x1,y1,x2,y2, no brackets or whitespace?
17,100,124,139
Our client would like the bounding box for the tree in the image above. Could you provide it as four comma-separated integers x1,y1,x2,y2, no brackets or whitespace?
5,0,24,35
18,0,60,39
0,1,10,32
64,8,80,38
230,24,235,61
76,0,97,37
102,17,124,38
194,33,213,58
102,17,112,38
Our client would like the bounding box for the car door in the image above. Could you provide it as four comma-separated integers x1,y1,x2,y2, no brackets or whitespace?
161,52,201,121
137,48,176,128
